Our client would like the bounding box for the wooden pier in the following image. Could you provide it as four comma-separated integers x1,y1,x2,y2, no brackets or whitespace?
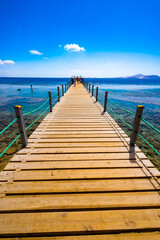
0,83,160,239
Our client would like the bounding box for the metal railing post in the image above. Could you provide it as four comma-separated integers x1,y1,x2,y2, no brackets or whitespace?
92,85,94,96
130,105,144,146
65,84,66,93
14,105,28,147
62,84,64,96
57,87,60,102
104,91,108,112
48,91,52,112
96,87,98,102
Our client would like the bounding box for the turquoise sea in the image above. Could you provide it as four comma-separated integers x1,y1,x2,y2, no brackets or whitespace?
0,77,159,121
0,77,160,128
0,77,160,170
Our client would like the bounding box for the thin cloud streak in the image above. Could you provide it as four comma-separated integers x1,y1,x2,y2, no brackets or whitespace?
29,50,43,55
0,59,15,65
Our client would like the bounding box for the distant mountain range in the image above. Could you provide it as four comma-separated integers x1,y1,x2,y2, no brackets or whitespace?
125,74,160,79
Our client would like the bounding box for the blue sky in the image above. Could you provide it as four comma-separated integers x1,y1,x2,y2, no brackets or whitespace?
0,0,160,77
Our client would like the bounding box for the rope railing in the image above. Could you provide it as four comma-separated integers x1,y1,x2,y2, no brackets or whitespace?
84,82,160,157
26,105,50,130
23,97,49,116
0,80,72,158
26,97,58,131
108,98,135,115
107,106,133,129
104,95,160,135
101,95,160,135
0,134,21,158
138,133,160,156
52,93,57,98
141,117,160,134
107,103,160,156
0,118,17,135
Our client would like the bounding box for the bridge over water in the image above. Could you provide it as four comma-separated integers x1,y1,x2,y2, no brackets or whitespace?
0,82,160,239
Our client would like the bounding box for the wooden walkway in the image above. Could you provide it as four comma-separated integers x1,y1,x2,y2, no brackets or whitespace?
0,83,160,239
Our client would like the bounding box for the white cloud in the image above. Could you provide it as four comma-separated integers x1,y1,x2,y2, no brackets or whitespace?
64,44,85,52
0,59,15,65
59,45,62,47
43,57,48,60
29,50,43,55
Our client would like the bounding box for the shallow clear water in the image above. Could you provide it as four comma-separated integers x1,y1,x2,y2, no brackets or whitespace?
0,77,160,123
85,78,160,125
0,77,160,168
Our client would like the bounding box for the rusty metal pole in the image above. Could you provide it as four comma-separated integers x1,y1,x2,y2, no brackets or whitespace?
92,85,94,96
130,105,144,146
96,87,98,102
57,87,60,102
14,105,28,147
48,91,52,112
104,91,108,112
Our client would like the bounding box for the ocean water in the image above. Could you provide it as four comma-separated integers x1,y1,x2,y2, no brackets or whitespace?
0,78,68,118
86,78,160,127
0,77,160,124
0,77,160,168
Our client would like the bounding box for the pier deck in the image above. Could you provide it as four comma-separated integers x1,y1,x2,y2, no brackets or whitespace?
0,83,160,239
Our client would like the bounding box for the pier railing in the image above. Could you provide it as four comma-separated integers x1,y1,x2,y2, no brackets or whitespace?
83,80,160,157
0,80,72,159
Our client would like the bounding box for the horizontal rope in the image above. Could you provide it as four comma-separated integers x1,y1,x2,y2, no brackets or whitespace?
52,97,58,103
0,133,21,158
0,118,17,135
108,106,133,129
26,105,50,130
86,82,160,156
141,118,160,135
138,133,160,156
23,97,49,116
51,93,57,98
108,98,135,115
107,104,160,156
98,98,104,105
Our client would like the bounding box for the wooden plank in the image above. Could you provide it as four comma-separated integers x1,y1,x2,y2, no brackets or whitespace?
18,146,130,154
51,117,106,119
39,123,113,126
41,119,108,122
30,134,121,138
0,171,14,181
11,153,141,161
28,137,124,143
33,130,117,133
0,192,160,212
8,168,160,181
26,142,125,148
35,127,115,131
5,160,153,171
0,209,160,236
1,178,160,195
